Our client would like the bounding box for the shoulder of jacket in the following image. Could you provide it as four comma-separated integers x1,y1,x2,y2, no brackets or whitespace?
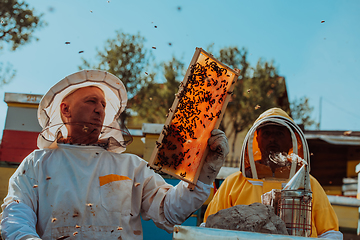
108,152,148,166
309,174,321,187
223,171,243,183
30,148,56,164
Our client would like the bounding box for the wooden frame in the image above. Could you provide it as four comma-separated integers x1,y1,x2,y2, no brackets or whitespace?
148,48,240,189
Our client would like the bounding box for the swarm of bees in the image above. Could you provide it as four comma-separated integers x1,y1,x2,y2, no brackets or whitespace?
154,57,233,179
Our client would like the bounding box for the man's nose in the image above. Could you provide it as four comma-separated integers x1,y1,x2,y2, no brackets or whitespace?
268,133,277,142
94,103,105,115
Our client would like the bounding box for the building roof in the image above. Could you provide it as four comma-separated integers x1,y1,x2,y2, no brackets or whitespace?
304,130,360,146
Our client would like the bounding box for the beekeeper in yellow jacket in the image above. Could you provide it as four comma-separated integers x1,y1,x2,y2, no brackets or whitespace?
203,108,342,239
0,70,229,240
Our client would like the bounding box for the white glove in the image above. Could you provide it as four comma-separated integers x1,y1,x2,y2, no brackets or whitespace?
198,129,229,185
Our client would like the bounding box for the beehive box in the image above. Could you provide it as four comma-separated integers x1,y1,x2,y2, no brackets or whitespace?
148,48,240,188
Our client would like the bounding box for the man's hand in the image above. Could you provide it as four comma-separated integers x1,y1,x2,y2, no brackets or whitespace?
198,129,229,185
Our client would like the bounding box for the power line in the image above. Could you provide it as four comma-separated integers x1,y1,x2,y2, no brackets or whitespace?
322,97,360,120
319,97,322,130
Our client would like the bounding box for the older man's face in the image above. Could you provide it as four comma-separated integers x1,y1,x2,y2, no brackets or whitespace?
60,86,106,144
257,125,292,159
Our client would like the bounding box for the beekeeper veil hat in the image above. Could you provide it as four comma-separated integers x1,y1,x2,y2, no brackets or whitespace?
37,69,132,153
240,108,310,180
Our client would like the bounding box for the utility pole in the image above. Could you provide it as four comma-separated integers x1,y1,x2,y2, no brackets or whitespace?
319,97,322,130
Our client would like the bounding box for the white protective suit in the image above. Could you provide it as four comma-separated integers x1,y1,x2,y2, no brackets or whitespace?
0,70,215,240
1,144,210,239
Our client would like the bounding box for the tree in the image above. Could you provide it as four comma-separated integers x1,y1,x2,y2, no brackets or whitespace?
128,57,185,126
130,46,289,165
214,46,290,163
290,96,319,129
0,0,45,86
80,30,153,126
129,46,290,162
0,0,45,50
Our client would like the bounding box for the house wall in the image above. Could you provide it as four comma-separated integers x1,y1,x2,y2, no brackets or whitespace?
307,138,360,196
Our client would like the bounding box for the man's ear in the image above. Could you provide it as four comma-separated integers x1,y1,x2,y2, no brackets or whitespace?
60,102,71,119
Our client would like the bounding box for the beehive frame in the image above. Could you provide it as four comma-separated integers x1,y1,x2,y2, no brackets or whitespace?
148,48,240,189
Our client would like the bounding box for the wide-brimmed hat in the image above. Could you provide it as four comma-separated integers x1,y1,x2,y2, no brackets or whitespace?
37,69,131,153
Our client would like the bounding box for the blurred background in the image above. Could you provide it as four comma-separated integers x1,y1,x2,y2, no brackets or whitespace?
1,1,360,238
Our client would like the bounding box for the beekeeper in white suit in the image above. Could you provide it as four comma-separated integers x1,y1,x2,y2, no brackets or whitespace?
0,70,228,240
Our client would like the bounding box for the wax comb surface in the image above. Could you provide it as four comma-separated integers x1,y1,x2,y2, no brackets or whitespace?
149,48,240,188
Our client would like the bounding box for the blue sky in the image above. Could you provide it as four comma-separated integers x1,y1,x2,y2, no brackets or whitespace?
1,0,360,137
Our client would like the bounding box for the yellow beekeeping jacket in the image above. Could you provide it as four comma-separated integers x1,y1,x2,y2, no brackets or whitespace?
204,108,340,238
203,171,339,237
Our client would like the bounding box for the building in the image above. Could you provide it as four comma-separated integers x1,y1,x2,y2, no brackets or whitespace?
2,91,360,237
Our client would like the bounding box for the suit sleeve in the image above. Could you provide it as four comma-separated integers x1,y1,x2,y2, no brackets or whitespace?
203,175,234,223
311,176,342,239
139,166,211,233
1,152,41,240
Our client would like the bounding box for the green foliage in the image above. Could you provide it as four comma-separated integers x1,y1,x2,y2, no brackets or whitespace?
129,57,185,125
0,0,45,87
81,32,294,137
290,96,319,129
213,47,290,157
216,47,290,131
0,0,45,51
80,30,153,125
128,45,290,137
